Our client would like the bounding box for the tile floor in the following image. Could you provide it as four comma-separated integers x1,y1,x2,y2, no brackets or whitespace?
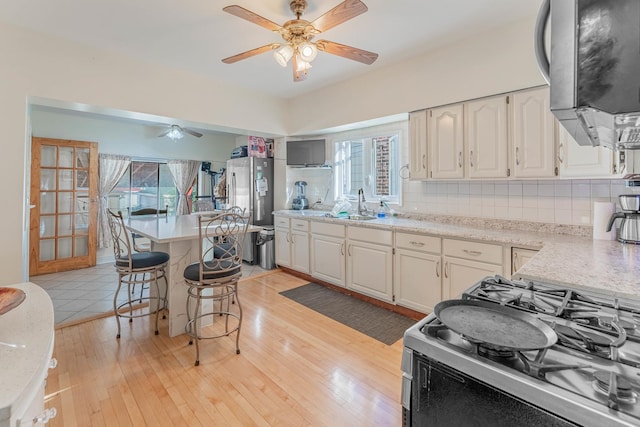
30,262,271,326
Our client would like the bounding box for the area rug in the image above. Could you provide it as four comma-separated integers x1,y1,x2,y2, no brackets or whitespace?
279,282,416,345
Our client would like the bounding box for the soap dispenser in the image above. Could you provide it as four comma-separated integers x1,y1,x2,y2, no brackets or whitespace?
377,201,387,218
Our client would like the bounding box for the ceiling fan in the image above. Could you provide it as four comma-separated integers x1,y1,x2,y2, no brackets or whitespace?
158,124,203,141
221,0,378,82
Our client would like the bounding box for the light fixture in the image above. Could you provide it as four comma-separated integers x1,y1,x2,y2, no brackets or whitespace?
298,41,318,62
166,125,184,141
273,44,294,67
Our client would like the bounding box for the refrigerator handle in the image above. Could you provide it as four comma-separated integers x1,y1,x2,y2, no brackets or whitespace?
230,172,236,207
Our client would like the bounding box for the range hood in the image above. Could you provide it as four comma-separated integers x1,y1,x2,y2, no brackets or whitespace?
535,0,640,150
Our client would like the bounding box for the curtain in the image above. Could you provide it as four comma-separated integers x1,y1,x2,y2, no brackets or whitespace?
98,153,131,248
167,159,200,215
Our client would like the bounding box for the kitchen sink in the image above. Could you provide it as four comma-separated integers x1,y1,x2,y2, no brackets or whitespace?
348,214,377,221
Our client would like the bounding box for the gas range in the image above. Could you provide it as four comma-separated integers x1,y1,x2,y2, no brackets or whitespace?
402,276,640,427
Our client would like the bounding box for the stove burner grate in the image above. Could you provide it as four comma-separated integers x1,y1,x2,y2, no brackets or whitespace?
592,370,637,408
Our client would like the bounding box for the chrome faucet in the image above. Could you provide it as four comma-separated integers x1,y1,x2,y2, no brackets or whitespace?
357,188,369,215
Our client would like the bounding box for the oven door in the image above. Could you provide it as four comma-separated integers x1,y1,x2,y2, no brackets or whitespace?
407,352,579,427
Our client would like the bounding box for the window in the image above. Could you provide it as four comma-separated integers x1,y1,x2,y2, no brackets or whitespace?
108,161,185,216
334,133,400,203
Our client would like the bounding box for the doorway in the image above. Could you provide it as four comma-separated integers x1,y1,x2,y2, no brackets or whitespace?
29,137,99,276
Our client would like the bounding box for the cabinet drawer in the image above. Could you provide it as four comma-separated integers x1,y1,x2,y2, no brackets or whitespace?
291,219,309,232
443,239,503,265
348,226,393,245
311,221,345,238
275,216,290,228
396,232,440,253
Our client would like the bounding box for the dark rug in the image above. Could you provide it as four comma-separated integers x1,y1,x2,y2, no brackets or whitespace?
279,282,416,345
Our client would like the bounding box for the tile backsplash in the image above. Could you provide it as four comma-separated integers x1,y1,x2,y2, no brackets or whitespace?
402,179,636,226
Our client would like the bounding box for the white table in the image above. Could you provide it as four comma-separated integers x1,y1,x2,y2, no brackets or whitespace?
127,214,262,337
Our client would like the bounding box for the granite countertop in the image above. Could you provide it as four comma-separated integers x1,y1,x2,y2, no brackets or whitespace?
274,210,640,301
0,282,54,424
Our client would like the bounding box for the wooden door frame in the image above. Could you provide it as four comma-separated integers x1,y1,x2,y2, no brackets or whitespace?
29,137,99,275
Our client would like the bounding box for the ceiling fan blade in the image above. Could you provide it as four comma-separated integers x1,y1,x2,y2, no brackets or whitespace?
316,40,378,65
292,56,308,82
223,5,282,32
183,128,203,138
222,44,277,64
310,0,368,33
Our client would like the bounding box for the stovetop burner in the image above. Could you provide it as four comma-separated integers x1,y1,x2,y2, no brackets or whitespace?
414,275,640,425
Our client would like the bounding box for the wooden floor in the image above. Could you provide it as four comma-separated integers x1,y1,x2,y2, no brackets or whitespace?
45,270,406,426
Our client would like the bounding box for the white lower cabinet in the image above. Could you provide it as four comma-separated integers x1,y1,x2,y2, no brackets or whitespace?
395,233,442,313
347,226,394,302
274,216,309,274
310,222,346,287
443,239,504,299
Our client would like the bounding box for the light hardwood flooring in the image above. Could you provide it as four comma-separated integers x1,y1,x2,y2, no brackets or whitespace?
45,270,405,426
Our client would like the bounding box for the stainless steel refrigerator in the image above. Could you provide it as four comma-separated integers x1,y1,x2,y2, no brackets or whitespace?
226,157,274,264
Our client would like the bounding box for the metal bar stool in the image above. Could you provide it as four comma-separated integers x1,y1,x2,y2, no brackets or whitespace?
107,209,169,339
183,210,249,366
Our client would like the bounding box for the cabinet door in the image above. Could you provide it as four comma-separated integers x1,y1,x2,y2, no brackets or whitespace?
557,122,613,177
395,249,441,313
347,240,393,302
443,256,503,299
511,247,539,275
512,88,556,178
429,104,465,179
466,96,509,179
291,230,310,273
274,227,291,267
311,234,346,287
409,110,428,180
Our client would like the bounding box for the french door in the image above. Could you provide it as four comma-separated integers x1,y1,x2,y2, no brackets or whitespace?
29,137,98,275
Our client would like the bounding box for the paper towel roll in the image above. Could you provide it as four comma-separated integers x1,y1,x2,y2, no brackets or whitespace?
593,202,617,240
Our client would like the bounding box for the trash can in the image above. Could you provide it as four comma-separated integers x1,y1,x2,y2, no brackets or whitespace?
257,227,275,270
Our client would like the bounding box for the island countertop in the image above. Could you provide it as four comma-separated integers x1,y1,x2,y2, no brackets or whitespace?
274,210,640,301
127,213,263,244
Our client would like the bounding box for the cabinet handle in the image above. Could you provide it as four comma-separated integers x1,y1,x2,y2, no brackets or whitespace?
436,260,440,278
444,261,449,278
341,243,344,256
513,252,519,273
410,241,425,247
422,154,426,170
458,152,462,168
558,142,564,164
286,232,290,243
348,244,352,256
462,249,482,256
470,150,474,168
34,408,57,424
516,147,520,166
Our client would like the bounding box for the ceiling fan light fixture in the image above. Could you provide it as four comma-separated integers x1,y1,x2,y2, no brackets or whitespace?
274,44,294,67
295,56,312,73
167,125,184,140
298,41,318,62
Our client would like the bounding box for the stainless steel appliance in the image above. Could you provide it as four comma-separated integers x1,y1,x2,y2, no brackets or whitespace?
226,157,274,264
535,0,640,150
291,181,309,210
402,275,640,427
607,195,640,244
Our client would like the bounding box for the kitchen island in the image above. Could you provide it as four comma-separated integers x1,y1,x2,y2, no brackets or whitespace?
274,209,640,304
127,214,263,337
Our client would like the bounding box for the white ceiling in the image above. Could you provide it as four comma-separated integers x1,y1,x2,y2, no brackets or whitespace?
1,0,543,100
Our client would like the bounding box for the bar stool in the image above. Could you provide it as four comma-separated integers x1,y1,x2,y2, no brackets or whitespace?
183,210,249,366
129,206,168,302
107,209,169,339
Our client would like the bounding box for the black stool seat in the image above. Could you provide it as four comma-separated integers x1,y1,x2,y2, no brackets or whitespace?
183,261,241,282
116,251,169,269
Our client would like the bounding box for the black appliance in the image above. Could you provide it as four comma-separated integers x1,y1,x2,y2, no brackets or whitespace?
286,139,326,166
402,275,640,427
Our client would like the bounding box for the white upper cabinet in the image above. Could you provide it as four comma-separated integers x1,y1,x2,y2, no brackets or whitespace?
465,95,509,179
511,87,557,178
557,122,614,177
428,104,465,179
409,110,428,180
